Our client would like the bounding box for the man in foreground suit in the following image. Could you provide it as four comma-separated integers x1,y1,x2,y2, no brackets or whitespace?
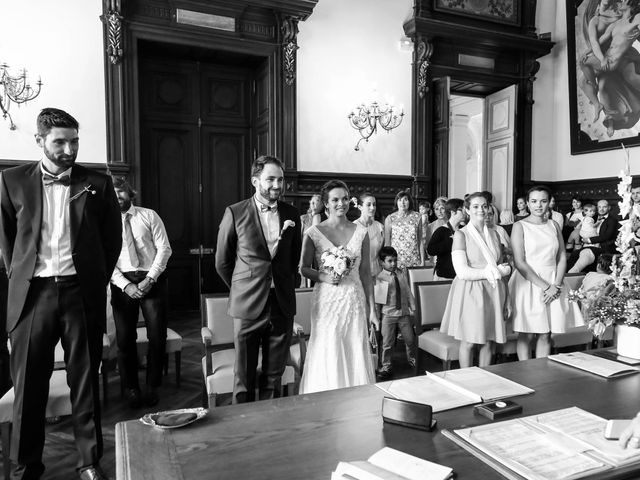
215,155,302,403
0,108,122,479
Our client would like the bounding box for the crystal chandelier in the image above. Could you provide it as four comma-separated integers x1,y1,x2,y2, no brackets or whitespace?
348,101,404,151
0,63,42,130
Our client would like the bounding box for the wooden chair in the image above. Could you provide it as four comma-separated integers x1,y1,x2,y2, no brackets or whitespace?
135,325,183,387
201,294,296,407
414,280,459,372
0,369,72,480
287,288,313,384
550,273,593,352
406,266,434,297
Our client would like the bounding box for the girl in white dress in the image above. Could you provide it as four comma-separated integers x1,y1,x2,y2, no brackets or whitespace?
299,180,379,394
509,186,584,360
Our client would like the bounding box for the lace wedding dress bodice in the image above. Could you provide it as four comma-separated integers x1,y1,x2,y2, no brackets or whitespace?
299,224,376,394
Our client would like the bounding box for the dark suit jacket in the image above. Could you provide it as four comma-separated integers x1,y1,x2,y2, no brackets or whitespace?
0,162,122,333
215,198,302,320
588,215,618,253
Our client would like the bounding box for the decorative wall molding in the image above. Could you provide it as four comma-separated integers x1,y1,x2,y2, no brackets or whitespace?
415,38,433,99
525,58,540,106
101,1,124,65
280,16,299,86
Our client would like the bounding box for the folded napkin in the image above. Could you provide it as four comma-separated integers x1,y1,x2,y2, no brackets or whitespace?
153,412,198,427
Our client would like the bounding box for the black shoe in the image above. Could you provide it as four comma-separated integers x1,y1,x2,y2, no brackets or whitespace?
124,388,142,409
376,369,393,381
78,465,109,480
144,387,159,407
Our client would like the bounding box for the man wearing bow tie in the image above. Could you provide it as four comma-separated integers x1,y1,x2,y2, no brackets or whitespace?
0,108,121,480
215,155,302,403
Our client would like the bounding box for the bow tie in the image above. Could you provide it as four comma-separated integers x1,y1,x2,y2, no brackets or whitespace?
43,173,71,186
259,203,277,213
597,216,606,221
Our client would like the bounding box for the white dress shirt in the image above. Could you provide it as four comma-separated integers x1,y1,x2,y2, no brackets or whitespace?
111,205,172,290
34,163,76,277
254,196,280,258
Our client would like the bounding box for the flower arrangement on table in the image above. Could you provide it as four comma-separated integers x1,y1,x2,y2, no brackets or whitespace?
568,145,640,339
320,246,356,281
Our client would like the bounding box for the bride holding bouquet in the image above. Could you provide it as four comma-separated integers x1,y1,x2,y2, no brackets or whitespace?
299,180,379,394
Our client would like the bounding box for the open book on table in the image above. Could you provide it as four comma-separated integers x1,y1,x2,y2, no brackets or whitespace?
331,447,453,480
442,406,640,480
376,366,534,412
549,352,640,378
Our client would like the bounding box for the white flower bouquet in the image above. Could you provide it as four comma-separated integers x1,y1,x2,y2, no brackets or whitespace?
320,246,356,281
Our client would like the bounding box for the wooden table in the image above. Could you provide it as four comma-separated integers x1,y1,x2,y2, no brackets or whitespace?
116,357,640,479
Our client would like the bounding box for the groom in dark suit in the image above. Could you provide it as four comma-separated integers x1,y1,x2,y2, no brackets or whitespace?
0,108,121,480
215,155,302,403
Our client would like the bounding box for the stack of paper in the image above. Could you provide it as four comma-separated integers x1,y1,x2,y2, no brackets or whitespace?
332,447,453,480
549,352,640,378
444,407,640,480
376,366,534,412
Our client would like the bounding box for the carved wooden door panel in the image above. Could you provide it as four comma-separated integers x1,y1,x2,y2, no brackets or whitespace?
484,85,516,213
139,58,253,310
433,77,450,197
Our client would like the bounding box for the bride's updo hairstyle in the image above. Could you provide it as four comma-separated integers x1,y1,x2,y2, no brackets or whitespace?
320,179,350,204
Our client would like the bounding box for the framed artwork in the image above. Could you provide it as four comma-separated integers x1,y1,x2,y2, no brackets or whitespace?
567,0,640,154
434,0,520,26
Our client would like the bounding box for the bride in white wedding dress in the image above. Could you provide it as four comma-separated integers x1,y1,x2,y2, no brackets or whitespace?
299,180,379,394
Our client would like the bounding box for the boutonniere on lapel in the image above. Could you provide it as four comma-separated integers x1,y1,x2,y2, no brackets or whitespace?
278,220,295,241
69,184,96,203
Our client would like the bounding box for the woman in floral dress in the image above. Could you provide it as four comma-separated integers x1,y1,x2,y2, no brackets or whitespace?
384,191,424,269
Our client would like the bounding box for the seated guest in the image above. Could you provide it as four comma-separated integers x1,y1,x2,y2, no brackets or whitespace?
486,208,512,265
514,196,529,220
375,246,416,380
110,178,172,408
499,210,515,236
567,199,617,273
439,192,511,368
427,198,465,280
564,196,584,241
418,201,432,260
482,191,500,223
547,195,564,230
300,194,324,234
566,203,597,251
428,196,448,234
581,253,614,293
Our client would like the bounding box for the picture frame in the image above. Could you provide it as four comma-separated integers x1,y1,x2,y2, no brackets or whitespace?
433,0,520,26
566,0,640,155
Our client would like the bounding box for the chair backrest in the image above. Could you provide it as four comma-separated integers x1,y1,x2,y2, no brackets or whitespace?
414,280,453,333
407,266,434,297
564,272,586,291
201,293,235,346
295,288,314,334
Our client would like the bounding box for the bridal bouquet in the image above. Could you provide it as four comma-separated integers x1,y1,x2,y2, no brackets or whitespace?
320,246,355,281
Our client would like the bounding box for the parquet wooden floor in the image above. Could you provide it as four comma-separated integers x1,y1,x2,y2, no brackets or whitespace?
1,312,436,480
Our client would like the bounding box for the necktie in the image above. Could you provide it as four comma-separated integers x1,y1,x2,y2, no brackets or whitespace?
392,272,401,309
124,213,140,268
259,203,277,213
43,173,71,186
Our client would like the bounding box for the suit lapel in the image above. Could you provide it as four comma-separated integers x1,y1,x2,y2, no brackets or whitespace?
248,198,270,257
69,167,90,250
26,163,44,250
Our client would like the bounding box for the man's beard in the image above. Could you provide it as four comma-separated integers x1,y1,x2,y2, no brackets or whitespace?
119,199,132,212
43,146,76,170
258,186,281,203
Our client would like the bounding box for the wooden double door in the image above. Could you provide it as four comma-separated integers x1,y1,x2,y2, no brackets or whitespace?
139,51,265,310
